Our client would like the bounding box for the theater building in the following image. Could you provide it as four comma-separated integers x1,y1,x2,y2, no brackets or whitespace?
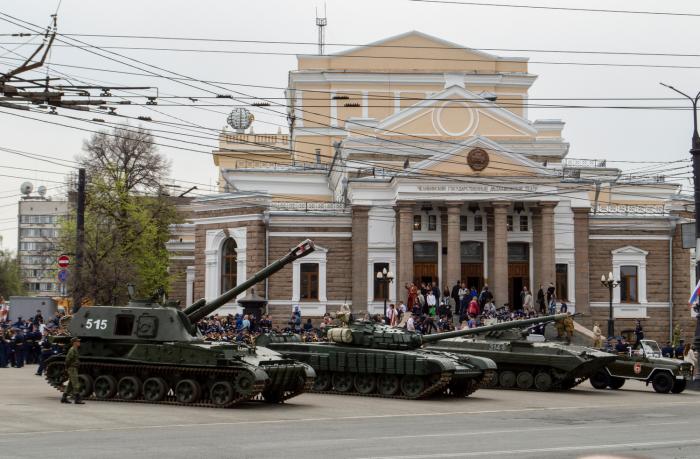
168,31,696,342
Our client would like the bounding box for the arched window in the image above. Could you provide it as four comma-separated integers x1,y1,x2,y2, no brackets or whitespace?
221,238,237,293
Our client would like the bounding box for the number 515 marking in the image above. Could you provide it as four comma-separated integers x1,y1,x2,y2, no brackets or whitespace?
85,318,108,330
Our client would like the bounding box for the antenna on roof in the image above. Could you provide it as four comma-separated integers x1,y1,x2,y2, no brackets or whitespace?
316,4,327,55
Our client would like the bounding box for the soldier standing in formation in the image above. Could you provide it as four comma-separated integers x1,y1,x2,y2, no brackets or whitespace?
61,337,85,404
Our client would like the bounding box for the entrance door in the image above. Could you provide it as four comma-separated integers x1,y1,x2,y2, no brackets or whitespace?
460,241,484,292
414,241,438,285
461,263,483,292
507,242,530,309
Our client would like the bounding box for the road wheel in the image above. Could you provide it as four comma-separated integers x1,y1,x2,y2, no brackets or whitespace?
589,370,610,390
143,377,168,402
331,373,353,392
651,372,674,394
499,371,516,388
608,377,625,390
78,374,94,398
671,379,687,394
400,375,425,399
534,372,553,391
117,376,142,401
46,363,65,385
312,372,331,391
210,381,235,406
353,374,377,394
377,375,400,396
233,372,255,397
94,375,117,399
175,379,201,403
516,371,534,390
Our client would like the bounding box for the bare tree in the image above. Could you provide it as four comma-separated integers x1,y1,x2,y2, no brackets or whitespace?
80,125,170,193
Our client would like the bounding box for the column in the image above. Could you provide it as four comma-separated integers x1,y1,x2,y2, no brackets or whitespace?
531,206,543,291
446,204,461,292
492,202,509,306
395,202,415,300
540,201,557,289
573,207,591,317
352,206,370,313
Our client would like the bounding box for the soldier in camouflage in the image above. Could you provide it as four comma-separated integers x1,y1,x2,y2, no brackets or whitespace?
61,337,85,404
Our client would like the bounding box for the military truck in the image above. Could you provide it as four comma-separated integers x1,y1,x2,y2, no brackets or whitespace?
590,339,693,394
44,240,317,408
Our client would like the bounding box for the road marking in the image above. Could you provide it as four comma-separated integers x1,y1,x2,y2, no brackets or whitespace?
358,438,700,459
0,400,698,437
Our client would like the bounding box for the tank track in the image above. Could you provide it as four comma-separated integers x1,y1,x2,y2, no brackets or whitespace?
307,371,461,399
479,367,588,392
45,360,267,408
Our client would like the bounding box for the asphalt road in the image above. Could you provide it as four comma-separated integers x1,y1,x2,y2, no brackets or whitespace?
1,367,699,459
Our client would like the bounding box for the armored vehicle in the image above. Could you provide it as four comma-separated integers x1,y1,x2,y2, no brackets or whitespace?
590,339,693,394
426,314,618,391
256,315,555,399
44,240,317,408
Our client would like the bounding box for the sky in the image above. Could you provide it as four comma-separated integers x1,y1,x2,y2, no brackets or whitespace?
1,0,699,252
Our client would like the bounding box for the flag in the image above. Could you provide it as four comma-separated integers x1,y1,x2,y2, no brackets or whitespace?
689,279,700,305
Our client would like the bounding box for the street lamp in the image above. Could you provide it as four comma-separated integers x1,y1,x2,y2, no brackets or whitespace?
376,268,395,320
660,82,700,361
600,272,620,339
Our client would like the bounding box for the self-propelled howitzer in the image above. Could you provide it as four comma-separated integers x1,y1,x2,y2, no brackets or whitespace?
44,240,317,408
255,315,560,399
426,313,618,391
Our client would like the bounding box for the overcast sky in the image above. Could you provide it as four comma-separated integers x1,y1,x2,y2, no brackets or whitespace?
1,0,699,252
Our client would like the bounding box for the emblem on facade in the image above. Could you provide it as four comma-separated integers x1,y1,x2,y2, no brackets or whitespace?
467,148,489,171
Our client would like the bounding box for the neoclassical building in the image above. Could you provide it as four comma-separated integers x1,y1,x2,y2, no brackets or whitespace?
168,31,696,342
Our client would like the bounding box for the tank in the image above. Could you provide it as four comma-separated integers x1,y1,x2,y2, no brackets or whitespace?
255,315,557,399
44,240,317,408
426,314,618,391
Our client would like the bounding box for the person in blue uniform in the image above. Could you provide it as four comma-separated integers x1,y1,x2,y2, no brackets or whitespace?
0,326,8,368
13,328,25,367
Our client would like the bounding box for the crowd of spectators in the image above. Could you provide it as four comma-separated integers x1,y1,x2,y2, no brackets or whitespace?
0,309,67,371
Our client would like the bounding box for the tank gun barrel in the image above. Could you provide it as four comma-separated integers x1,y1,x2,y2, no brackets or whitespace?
186,239,315,324
420,313,570,344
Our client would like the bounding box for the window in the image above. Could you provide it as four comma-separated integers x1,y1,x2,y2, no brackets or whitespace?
473,215,483,232
300,263,319,300
460,241,483,263
413,241,438,262
315,148,321,164
115,315,135,336
428,215,437,231
519,215,529,232
220,238,237,294
508,242,529,262
373,262,390,301
620,265,638,303
556,264,568,301
460,216,468,231
413,215,422,231
506,215,513,231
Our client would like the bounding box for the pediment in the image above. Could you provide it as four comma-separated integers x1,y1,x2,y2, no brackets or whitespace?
611,245,649,256
332,30,500,62
410,136,552,177
377,85,536,138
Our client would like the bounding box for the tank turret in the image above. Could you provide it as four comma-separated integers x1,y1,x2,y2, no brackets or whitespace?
324,314,569,350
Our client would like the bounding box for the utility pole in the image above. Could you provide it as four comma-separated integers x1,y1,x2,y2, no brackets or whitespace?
72,168,86,313
660,83,700,361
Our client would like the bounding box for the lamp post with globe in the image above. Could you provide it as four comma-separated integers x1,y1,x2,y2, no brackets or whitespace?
600,272,620,339
376,268,395,320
